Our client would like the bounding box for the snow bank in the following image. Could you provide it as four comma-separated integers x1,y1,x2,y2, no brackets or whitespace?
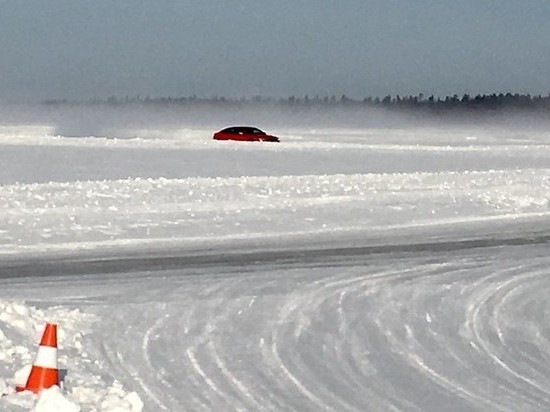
1,170,550,259
0,300,143,411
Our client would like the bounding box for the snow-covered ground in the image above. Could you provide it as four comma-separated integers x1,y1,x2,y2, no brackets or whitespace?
2,110,550,411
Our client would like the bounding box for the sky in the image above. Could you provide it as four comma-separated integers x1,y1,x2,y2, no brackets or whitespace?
1,0,550,102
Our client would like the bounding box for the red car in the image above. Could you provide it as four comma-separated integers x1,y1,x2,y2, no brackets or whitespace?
213,126,280,142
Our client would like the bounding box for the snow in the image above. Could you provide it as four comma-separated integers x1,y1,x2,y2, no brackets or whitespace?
1,112,550,410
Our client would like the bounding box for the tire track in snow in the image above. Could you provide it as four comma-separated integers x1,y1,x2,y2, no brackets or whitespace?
18,242,550,411
465,264,550,404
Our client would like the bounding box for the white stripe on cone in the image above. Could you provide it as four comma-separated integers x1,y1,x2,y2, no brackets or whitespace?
33,346,58,369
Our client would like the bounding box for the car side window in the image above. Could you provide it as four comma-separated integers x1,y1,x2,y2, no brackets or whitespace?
220,127,267,135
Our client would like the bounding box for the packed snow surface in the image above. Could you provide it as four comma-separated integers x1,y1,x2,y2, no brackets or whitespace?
2,119,550,411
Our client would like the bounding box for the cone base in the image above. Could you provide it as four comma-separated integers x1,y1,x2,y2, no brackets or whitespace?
18,366,59,394
15,384,60,395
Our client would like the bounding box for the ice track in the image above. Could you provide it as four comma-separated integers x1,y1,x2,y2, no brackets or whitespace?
16,242,548,411
3,124,550,410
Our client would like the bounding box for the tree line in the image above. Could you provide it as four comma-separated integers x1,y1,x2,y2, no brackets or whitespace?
42,92,550,114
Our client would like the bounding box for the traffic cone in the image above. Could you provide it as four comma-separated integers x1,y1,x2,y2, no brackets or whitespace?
16,323,59,394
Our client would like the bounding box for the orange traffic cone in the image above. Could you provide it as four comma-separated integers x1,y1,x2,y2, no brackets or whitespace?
16,323,59,394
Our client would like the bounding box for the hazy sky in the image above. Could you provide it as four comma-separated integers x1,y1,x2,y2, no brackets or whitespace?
1,0,549,101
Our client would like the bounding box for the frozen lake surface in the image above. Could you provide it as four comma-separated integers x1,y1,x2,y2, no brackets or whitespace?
1,114,550,411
